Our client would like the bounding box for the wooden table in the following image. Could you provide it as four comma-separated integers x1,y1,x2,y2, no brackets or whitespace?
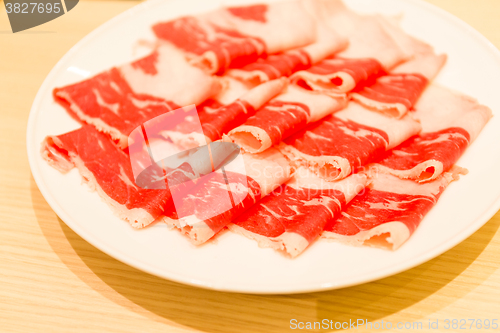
1,1,500,332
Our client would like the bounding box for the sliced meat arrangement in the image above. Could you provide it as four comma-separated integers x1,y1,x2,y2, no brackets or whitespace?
227,85,347,153
54,68,178,149
208,76,256,105
322,170,459,250
42,125,244,229
41,125,198,228
279,101,421,181
351,52,447,118
290,0,434,95
192,76,257,129
289,6,402,94
227,25,347,84
153,2,316,74
54,44,221,148
39,0,493,258
119,44,222,105
160,78,287,149
291,56,387,96
230,167,368,257
374,85,492,182
163,148,294,244
228,48,312,84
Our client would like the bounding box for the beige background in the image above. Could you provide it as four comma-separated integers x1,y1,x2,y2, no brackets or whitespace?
1,1,500,332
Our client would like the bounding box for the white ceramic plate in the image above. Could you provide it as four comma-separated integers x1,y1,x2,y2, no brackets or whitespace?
27,0,500,294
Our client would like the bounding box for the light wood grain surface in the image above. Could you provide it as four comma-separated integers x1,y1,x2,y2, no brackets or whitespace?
1,1,500,332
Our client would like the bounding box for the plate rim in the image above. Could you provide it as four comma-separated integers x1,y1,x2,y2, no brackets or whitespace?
27,0,500,294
